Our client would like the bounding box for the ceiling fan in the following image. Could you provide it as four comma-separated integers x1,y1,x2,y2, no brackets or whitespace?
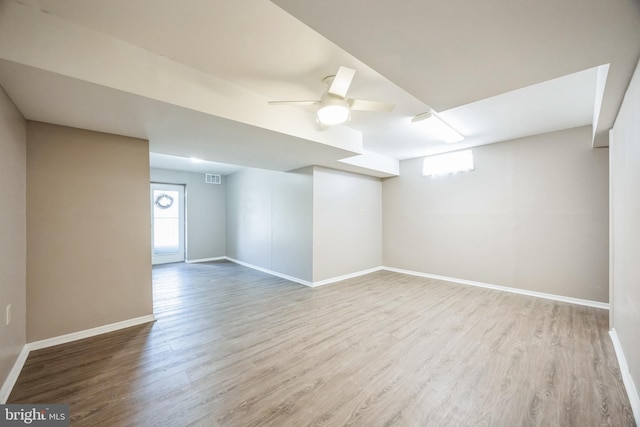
268,66,395,125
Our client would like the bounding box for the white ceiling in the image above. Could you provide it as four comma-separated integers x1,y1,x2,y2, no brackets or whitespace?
273,0,640,146
149,153,243,175
0,0,638,176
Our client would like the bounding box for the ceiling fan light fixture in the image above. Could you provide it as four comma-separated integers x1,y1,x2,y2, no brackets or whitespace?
317,94,350,125
269,66,393,126
317,104,350,125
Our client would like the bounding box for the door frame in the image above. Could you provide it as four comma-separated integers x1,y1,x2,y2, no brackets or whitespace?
151,182,186,265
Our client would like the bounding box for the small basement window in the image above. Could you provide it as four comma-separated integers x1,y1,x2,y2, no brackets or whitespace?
423,150,474,177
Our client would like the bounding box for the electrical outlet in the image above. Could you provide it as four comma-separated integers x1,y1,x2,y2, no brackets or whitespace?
6,304,10,326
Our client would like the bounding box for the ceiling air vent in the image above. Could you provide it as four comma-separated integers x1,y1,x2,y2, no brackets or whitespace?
205,173,221,184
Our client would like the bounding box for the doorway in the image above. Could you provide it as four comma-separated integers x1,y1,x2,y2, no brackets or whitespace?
151,183,185,264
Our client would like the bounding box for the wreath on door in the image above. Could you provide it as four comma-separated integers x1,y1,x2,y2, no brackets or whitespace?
154,193,174,209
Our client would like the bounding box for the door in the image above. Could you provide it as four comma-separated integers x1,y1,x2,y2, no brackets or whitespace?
151,183,185,265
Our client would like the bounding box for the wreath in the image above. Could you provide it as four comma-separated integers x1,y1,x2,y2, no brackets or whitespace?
155,193,174,209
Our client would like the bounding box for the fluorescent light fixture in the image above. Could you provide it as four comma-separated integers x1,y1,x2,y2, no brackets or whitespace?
412,112,464,143
423,150,474,176
190,157,204,163
317,94,350,125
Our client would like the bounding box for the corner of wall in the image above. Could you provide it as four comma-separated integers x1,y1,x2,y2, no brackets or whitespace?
0,85,27,404
609,329,640,425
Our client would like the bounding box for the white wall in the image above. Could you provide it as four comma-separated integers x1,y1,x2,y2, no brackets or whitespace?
271,168,314,280
0,86,26,400
611,58,640,417
312,167,382,281
383,125,609,302
225,166,382,284
226,167,313,282
150,168,226,261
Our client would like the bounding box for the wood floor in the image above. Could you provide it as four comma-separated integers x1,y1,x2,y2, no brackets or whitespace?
9,261,636,426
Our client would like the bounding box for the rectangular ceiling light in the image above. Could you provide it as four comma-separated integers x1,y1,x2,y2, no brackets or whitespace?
423,150,474,176
412,112,464,143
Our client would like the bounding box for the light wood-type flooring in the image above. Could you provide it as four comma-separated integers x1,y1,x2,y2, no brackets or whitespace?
9,261,636,426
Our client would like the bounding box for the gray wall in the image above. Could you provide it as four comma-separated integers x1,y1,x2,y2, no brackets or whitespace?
150,168,226,261
0,87,26,398
313,167,382,281
226,167,313,282
611,59,640,404
383,125,609,302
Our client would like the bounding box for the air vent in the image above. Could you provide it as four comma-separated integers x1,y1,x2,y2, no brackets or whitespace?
205,173,221,184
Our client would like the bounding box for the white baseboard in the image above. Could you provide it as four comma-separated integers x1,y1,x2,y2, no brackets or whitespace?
220,260,608,310
383,267,609,310
28,314,156,352
185,256,226,264
224,257,313,287
224,258,387,288
609,328,640,425
312,266,385,287
0,345,29,404
0,314,155,404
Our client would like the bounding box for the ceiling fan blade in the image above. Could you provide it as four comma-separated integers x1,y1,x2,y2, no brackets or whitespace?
328,66,356,98
349,99,395,112
268,100,320,106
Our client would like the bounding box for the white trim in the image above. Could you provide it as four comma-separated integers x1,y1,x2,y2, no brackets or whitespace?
224,257,313,287
610,328,640,425
312,266,384,287
224,258,385,288
0,345,29,404
0,314,155,403
27,315,156,351
185,256,226,264
383,267,609,310
219,260,608,309
609,126,616,329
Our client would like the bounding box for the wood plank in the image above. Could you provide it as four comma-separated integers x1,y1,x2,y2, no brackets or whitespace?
8,261,636,426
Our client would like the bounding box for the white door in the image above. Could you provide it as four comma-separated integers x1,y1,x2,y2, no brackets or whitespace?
151,183,185,265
